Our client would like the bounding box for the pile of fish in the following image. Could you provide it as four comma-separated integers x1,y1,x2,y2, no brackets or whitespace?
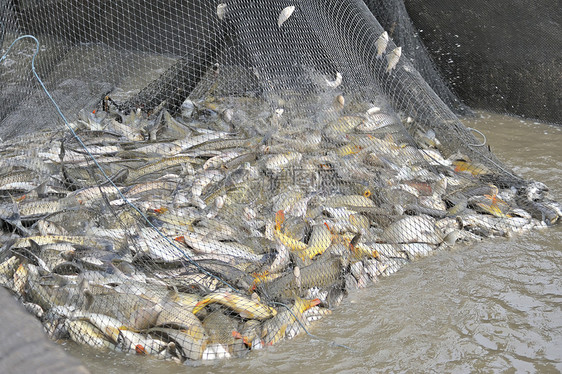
0,93,560,363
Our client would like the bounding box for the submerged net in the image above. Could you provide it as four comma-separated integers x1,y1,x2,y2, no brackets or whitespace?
1,0,560,363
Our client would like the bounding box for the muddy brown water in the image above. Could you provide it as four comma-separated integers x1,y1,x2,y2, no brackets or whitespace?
64,111,562,373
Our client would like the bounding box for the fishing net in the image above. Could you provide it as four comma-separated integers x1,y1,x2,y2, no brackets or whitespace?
1,0,560,364
363,0,473,117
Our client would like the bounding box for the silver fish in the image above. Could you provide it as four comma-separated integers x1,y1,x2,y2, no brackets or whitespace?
216,3,227,20
386,46,402,72
375,31,389,58
356,112,400,132
325,72,342,88
381,215,443,245
66,319,117,350
278,5,295,27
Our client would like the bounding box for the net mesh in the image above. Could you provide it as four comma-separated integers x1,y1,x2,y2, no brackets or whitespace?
1,0,560,363
364,0,473,117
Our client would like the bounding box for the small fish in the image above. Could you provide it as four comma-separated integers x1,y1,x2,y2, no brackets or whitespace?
23,302,44,319
10,235,102,250
179,232,263,262
126,155,200,182
325,72,342,88
9,199,75,222
468,194,511,218
203,151,240,170
0,256,21,281
193,291,277,320
147,326,206,361
192,169,223,197
323,116,364,141
333,94,345,112
13,263,28,297
335,143,362,157
443,229,462,246
261,297,320,346
375,31,389,58
322,194,377,208
118,329,169,356
66,319,117,350
268,241,291,274
154,301,204,333
386,46,401,72
36,219,68,236
278,5,295,27
356,112,399,132
264,151,302,173
416,128,441,149
202,311,239,349
349,242,379,260
451,158,491,176
381,215,443,245
73,312,128,343
216,3,227,20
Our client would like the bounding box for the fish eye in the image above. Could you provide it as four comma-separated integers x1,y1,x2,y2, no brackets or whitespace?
363,190,371,198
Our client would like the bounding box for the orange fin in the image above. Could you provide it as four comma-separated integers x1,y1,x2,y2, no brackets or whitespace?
275,210,285,231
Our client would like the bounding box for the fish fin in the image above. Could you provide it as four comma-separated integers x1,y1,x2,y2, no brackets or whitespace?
275,210,285,231
135,344,147,355
35,181,49,198
28,239,41,254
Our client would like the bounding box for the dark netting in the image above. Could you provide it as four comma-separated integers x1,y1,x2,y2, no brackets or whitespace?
1,0,560,363
364,0,473,116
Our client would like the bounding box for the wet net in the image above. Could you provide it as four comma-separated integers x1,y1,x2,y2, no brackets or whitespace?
363,0,473,117
1,0,560,363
